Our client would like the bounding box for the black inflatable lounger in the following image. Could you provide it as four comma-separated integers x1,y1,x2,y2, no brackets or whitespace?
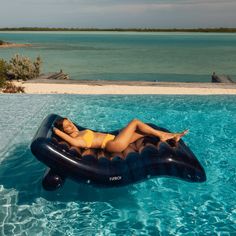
30,114,206,191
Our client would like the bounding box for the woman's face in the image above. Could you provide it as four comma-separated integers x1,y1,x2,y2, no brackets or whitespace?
62,119,78,134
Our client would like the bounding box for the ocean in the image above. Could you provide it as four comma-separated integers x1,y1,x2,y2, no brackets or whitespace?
0,31,236,82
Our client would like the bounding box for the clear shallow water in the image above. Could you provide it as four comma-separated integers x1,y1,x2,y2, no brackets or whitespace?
0,32,236,82
0,94,235,235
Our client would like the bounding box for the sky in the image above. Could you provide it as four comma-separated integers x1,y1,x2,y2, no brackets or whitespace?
0,0,236,28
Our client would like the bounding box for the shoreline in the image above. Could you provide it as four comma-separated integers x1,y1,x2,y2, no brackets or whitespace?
1,27,236,33
9,79,236,95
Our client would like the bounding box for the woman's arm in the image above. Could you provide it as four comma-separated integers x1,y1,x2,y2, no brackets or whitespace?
53,128,85,148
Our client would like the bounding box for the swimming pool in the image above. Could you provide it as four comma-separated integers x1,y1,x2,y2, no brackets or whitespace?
0,94,235,235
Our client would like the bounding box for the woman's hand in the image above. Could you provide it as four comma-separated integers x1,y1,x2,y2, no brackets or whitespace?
53,127,58,135
53,127,61,135
53,127,58,133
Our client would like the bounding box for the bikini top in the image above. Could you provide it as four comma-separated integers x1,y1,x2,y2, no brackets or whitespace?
82,129,94,148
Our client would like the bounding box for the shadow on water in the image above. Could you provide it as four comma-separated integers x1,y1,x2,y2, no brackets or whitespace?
0,144,138,208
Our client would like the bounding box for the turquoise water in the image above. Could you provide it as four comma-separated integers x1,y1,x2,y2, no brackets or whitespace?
0,94,235,235
0,31,236,82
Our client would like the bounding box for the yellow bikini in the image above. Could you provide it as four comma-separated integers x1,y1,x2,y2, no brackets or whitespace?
82,129,115,149
101,134,115,149
82,129,94,148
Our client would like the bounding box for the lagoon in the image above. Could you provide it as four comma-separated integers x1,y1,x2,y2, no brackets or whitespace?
0,31,236,82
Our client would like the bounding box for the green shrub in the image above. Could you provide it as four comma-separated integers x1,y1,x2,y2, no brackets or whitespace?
8,54,42,81
0,40,5,45
0,76,5,88
0,59,8,88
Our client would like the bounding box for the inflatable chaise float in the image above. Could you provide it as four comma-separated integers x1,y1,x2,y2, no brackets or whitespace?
30,114,206,191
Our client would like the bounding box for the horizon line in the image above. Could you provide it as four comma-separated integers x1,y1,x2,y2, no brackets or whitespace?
1,27,236,33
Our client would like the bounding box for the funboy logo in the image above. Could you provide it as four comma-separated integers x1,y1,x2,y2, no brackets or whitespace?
109,176,122,181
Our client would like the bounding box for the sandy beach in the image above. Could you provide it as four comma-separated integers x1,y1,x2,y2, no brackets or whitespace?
11,79,236,95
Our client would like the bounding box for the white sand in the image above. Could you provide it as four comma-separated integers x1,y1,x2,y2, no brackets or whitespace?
10,81,236,95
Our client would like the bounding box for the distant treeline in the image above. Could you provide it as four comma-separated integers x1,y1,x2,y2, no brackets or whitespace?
1,27,236,33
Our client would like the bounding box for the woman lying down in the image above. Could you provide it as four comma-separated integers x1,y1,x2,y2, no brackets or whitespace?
53,117,188,159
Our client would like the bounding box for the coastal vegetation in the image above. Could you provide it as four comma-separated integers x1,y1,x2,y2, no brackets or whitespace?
1,27,236,33
8,54,41,81
0,59,8,87
0,55,42,93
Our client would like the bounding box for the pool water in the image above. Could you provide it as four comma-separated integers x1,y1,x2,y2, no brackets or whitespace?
0,94,235,235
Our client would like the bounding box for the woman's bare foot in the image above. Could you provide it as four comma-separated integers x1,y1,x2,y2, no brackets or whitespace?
174,129,189,142
160,129,189,142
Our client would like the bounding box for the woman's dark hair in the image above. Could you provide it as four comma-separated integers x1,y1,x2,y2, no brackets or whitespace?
54,117,67,131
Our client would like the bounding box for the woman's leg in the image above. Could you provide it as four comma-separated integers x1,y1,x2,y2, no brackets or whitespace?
105,119,188,153
118,128,144,144
128,119,188,142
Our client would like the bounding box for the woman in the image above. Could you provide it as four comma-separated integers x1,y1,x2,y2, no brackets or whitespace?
53,118,188,153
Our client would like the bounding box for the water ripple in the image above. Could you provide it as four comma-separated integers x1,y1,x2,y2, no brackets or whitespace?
0,95,235,235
